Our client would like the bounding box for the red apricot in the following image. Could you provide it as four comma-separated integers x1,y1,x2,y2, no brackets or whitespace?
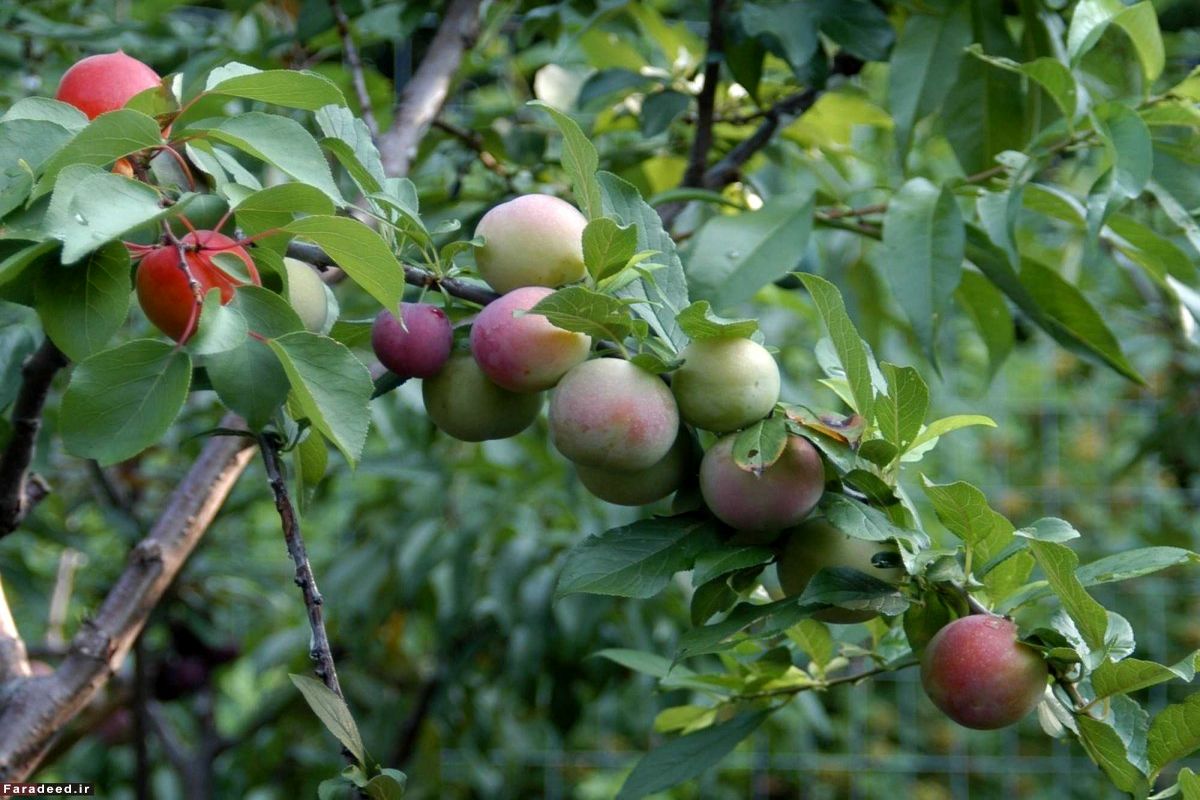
55,51,161,120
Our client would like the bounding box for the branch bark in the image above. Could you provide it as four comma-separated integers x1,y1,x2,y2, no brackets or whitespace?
378,0,483,177
0,573,31,684
0,339,67,539
680,0,726,189
0,415,255,781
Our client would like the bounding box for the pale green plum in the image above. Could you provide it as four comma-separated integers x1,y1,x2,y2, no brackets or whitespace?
549,358,679,470
421,353,543,442
575,430,694,506
776,518,905,624
474,194,587,293
671,337,780,433
699,434,823,532
283,257,331,332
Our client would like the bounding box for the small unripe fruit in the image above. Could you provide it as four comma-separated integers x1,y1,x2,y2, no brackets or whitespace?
470,286,591,392
699,434,824,532
549,359,679,470
474,194,587,293
372,303,453,379
421,353,543,442
920,615,1048,730
283,257,331,332
55,51,161,119
776,518,905,623
575,430,693,506
672,337,780,432
135,230,260,342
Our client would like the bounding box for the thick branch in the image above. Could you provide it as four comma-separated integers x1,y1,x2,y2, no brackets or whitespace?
0,339,68,539
285,240,500,306
0,415,256,781
328,0,379,138
257,434,343,700
0,573,31,684
378,0,483,177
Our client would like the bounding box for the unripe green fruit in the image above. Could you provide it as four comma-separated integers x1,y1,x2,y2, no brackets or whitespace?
776,518,904,624
671,337,780,432
920,615,1048,730
421,353,542,442
470,286,591,392
474,194,587,293
699,434,824,532
549,358,679,470
575,430,693,506
283,257,330,332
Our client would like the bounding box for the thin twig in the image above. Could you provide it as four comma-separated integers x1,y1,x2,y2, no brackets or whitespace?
681,0,726,189
256,434,343,700
328,0,379,138
0,338,68,539
737,657,920,700
378,0,483,177
433,118,508,176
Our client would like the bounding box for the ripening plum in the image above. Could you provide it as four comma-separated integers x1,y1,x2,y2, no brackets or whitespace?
776,518,905,624
470,286,591,392
474,194,587,293
283,257,332,332
699,434,824,532
920,615,1049,730
549,358,679,470
372,302,453,379
575,429,694,506
671,337,780,433
421,353,543,442
55,51,161,119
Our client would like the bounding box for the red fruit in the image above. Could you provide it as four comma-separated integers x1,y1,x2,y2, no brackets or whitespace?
371,303,454,379
55,51,161,120
920,615,1049,730
135,231,261,342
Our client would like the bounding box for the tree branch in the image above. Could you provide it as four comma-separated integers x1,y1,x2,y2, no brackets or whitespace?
0,573,32,684
328,0,379,139
681,0,726,189
0,415,256,782
433,118,509,177
0,339,68,539
256,434,343,700
378,0,483,177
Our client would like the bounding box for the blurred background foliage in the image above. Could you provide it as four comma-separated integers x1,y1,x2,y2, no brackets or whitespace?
1,0,1199,797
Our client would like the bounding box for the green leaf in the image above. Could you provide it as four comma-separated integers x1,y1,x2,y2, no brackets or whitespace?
556,515,722,598
675,301,758,340
875,363,929,454
955,269,1014,379
32,109,163,199
820,493,929,550
267,332,372,466
906,414,997,453
207,338,290,431
190,113,344,205
593,648,696,681
289,674,367,766
732,416,788,474
1068,0,1163,83
798,566,910,617
1092,653,1200,700
529,101,603,220
967,47,1079,123
813,0,893,62
1018,257,1142,383
206,66,347,110
691,546,774,588
582,217,638,281
1023,540,1108,651
615,712,768,800
920,478,1014,573
797,274,875,421
189,289,249,356
363,770,407,800
881,178,963,367
1093,101,1153,202
45,168,195,264
1149,693,1200,778
1107,214,1198,286
1077,712,1151,795
1,97,88,132
284,216,403,312
687,194,813,308
641,90,690,137
599,171,690,349
34,242,130,361
787,619,834,669
887,3,972,156
317,105,386,197
528,285,646,342
742,3,818,75
60,340,192,465
1078,547,1200,586
690,577,738,626
235,183,336,236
